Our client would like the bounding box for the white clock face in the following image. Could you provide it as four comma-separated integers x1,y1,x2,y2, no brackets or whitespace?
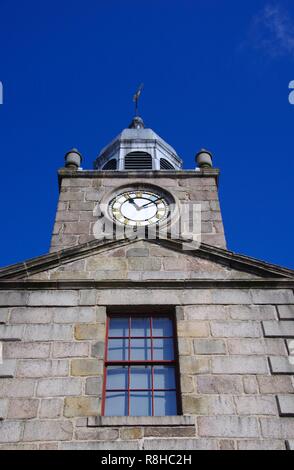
109,190,169,226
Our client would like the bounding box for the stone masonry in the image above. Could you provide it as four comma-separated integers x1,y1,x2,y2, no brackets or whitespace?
50,170,226,252
0,277,293,449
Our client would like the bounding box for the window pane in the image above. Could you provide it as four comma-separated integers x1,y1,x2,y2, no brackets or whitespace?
109,318,128,337
105,392,127,416
130,338,151,360
154,366,176,389
130,391,152,416
152,317,173,337
154,391,177,416
131,317,150,337
130,366,151,389
153,338,174,360
108,338,128,360
107,367,128,390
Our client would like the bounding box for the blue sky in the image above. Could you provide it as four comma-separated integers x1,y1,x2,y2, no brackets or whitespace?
0,0,293,268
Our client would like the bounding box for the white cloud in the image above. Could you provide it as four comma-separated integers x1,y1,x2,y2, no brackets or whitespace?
249,3,294,58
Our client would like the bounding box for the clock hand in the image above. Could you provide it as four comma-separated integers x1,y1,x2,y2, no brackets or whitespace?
128,198,141,211
140,197,162,209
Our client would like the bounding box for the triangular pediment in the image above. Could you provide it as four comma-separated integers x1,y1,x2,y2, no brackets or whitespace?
0,237,293,281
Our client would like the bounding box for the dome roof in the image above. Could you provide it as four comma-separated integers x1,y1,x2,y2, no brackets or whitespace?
94,117,182,171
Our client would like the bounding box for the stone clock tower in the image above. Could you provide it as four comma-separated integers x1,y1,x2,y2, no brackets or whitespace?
0,116,294,450
50,115,226,254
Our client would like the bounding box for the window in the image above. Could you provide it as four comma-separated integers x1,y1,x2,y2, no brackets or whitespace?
102,314,180,417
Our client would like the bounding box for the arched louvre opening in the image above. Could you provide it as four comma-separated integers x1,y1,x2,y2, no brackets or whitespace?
124,151,153,170
160,158,175,170
103,159,117,170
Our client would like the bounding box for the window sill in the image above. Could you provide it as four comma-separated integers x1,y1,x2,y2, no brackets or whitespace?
87,416,194,427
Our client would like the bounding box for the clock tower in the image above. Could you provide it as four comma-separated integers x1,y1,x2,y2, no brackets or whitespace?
51,115,226,252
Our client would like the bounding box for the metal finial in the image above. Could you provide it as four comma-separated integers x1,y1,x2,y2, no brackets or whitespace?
133,83,144,116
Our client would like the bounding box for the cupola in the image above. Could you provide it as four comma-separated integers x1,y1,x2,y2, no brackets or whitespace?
94,116,183,171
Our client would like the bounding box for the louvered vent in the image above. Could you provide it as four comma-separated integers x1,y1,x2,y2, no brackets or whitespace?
160,158,175,170
103,159,117,170
124,151,153,170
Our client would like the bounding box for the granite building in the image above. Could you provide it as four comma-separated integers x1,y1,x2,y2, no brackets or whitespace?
0,116,294,450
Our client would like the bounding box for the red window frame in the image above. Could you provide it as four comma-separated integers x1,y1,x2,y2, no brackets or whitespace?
102,313,181,416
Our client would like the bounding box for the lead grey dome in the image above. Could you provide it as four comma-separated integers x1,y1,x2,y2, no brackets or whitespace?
94,117,182,171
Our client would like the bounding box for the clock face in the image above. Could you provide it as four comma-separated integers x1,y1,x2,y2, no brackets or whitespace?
109,190,169,226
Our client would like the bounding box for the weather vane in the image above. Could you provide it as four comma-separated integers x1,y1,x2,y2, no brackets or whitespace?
133,83,144,116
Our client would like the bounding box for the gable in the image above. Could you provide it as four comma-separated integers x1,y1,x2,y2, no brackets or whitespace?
27,240,262,281
0,237,293,281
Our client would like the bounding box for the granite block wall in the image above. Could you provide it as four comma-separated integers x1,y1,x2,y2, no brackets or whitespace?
50,171,226,252
0,287,293,450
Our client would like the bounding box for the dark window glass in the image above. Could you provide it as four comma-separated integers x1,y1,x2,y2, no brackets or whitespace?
103,315,179,416
108,338,128,361
130,391,152,416
152,317,173,337
109,318,128,337
130,366,152,389
154,391,177,416
154,366,176,389
153,338,174,360
130,338,152,360
131,318,150,337
106,366,128,389
105,392,127,416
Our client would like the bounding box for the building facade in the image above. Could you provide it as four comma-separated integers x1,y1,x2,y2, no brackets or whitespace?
0,117,294,450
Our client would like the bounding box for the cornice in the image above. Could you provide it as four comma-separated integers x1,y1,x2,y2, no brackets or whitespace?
58,168,220,179
0,279,293,290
